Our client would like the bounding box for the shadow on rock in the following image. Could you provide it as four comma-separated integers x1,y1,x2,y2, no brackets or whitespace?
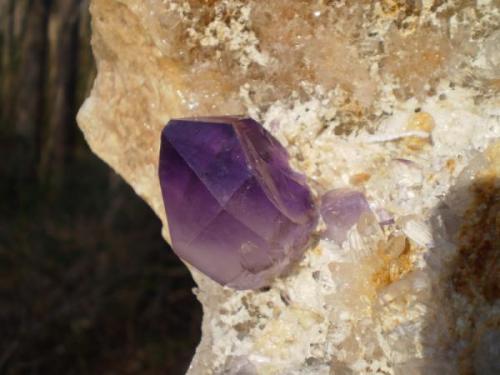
423,157,499,375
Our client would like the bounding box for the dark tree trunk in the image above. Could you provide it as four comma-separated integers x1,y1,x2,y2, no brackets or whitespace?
0,0,18,128
39,0,82,185
0,0,94,196
12,0,50,182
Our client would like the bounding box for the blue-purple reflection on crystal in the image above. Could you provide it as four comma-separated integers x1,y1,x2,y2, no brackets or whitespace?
159,116,317,289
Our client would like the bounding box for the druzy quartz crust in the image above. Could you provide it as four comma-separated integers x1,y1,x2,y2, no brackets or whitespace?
159,116,318,290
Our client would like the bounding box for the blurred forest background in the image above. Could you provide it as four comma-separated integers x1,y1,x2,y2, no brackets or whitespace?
0,1,201,374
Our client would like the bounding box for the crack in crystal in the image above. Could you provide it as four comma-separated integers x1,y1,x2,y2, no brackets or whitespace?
234,128,301,225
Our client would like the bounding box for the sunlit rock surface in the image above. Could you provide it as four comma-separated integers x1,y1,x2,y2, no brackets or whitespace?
78,1,500,374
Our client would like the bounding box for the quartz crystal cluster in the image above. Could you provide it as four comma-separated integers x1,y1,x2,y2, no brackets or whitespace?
78,0,500,374
158,117,317,289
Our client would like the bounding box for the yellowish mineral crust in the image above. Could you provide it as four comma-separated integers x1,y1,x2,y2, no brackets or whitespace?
78,1,500,374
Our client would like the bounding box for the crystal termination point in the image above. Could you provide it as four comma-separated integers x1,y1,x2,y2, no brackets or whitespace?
159,117,318,289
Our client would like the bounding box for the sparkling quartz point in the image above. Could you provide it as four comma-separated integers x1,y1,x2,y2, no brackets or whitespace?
159,116,318,289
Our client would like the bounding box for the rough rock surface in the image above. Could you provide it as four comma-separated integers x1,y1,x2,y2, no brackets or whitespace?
78,1,500,374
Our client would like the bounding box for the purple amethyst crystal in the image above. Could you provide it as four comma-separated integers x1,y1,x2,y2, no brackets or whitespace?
159,116,317,289
320,189,372,244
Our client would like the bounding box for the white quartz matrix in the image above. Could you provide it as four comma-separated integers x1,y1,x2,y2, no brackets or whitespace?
78,1,500,374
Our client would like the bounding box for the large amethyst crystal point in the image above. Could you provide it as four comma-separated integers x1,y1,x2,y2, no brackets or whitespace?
159,116,318,290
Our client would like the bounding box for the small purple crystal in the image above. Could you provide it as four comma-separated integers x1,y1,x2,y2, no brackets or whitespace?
159,116,317,289
320,188,371,244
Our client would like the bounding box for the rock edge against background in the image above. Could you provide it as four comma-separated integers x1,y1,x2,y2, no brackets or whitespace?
78,1,500,374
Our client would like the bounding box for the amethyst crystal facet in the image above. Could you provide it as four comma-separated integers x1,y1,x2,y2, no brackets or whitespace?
159,116,317,289
320,189,372,244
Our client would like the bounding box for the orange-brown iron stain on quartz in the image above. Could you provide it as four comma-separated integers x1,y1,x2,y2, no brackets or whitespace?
372,236,415,289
